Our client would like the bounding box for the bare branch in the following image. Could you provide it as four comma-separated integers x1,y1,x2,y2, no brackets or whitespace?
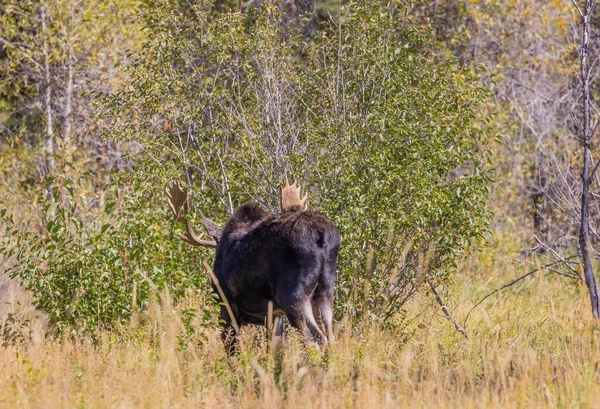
571,0,584,18
427,279,468,338
591,156,600,179
463,256,579,326
534,235,582,278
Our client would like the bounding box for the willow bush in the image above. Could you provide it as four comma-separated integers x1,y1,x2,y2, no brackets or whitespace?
106,0,492,323
1,0,491,334
0,165,217,336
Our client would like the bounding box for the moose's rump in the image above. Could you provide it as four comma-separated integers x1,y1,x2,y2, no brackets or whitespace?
213,204,340,322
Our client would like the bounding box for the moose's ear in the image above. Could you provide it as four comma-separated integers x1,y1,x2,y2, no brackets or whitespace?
281,179,308,212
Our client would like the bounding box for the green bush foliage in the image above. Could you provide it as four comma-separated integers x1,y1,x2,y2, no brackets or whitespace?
1,0,491,334
0,164,216,336
106,0,492,322
305,4,492,319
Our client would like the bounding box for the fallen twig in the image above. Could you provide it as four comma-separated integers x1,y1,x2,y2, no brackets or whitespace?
463,256,579,326
427,279,468,338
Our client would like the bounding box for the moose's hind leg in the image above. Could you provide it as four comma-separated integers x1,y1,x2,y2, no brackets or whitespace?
311,294,334,342
276,264,328,345
281,297,327,345
311,270,335,342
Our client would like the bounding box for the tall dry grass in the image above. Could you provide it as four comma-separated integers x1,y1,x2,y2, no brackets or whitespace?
1,258,599,409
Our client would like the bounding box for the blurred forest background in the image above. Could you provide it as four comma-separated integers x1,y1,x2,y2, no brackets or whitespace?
1,1,600,407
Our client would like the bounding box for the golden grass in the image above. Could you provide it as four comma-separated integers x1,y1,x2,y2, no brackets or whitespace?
1,224,599,409
1,266,599,409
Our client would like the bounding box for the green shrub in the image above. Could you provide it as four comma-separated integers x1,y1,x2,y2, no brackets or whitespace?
0,165,216,336
0,0,493,333
104,0,491,323
303,4,492,319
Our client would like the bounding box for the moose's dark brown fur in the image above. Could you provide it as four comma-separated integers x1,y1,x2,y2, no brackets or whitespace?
167,182,340,351
214,202,340,347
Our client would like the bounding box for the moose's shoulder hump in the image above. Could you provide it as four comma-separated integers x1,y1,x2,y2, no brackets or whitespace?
276,210,336,232
231,202,267,224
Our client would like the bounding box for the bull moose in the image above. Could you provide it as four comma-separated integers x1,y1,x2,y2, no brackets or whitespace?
167,182,340,350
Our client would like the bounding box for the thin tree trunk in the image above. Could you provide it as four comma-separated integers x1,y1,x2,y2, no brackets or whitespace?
41,2,54,174
532,148,548,247
64,6,74,145
64,58,73,145
578,0,600,319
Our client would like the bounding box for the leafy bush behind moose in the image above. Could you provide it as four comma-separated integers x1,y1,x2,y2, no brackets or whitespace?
2,0,491,334
304,6,491,319
107,0,491,320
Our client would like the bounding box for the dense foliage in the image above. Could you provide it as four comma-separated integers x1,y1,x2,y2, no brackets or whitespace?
0,164,217,335
0,0,491,335
107,0,491,322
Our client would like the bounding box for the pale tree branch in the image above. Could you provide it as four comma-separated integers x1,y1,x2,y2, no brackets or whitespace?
427,279,468,338
571,0,584,18
464,256,579,326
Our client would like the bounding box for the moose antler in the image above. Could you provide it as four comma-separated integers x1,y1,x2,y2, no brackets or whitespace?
167,183,220,248
280,179,308,212
169,180,307,248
